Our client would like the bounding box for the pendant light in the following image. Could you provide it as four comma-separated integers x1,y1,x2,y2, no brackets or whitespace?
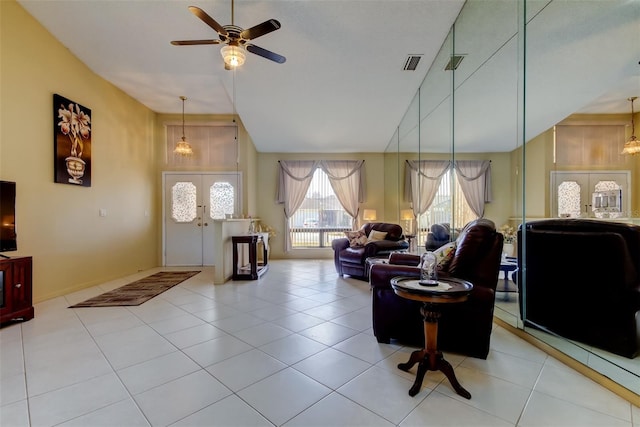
174,96,193,156
621,96,640,156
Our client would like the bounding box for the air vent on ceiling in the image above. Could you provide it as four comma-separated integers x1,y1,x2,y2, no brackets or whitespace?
403,55,423,71
445,55,465,71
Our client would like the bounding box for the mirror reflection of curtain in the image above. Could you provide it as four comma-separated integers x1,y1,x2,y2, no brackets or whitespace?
405,160,492,219
277,160,365,250
404,160,451,216
453,160,493,218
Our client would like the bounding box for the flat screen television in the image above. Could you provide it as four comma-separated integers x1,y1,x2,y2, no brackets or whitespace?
0,180,17,253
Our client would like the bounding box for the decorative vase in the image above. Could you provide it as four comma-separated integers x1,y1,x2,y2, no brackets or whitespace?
65,156,86,184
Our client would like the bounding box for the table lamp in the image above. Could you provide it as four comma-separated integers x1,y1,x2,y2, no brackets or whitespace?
400,209,414,235
363,209,377,222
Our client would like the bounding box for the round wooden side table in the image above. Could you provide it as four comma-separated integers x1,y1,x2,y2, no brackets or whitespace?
390,276,473,398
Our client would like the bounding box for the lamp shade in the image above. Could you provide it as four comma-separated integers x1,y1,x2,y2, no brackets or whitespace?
174,137,193,156
621,136,640,155
362,209,377,221
221,45,246,68
400,209,414,221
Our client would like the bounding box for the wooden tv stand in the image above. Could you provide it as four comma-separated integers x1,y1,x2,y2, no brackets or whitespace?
0,256,34,325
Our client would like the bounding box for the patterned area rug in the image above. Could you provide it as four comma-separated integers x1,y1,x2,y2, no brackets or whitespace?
68,271,201,308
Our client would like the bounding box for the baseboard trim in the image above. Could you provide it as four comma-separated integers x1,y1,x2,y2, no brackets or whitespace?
493,318,640,406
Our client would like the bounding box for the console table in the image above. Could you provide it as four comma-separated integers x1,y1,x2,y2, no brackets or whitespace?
232,234,269,280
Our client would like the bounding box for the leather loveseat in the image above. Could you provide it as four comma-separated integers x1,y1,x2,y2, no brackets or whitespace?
369,218,503,359
332,222,408,280
517,219,640,358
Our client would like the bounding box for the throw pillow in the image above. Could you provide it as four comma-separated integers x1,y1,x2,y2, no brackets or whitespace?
433,241,456,271
367,230,388,243
344,230,367,247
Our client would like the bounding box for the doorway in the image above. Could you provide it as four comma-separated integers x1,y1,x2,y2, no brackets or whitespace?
163,172,242,266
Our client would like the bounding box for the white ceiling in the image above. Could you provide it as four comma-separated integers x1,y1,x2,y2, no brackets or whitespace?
16,0,640,154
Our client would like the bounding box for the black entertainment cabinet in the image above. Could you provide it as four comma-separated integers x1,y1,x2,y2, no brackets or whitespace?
0,256,34,325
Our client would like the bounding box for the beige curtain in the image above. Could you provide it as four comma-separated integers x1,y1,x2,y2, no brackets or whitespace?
321,160,364,229
277,160,320,250
453,160,492,218
405,160,451,216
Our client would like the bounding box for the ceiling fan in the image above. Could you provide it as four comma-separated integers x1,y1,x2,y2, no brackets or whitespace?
171,2,286,70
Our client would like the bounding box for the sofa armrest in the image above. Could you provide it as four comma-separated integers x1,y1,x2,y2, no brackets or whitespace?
332,238,350,251
332,237,350,276
369,263,420,290
389,252,421,266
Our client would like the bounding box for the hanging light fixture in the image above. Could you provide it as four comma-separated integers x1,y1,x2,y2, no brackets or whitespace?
220,1,246,69
621,96,640,156
221,44,246,69
174,96,193,156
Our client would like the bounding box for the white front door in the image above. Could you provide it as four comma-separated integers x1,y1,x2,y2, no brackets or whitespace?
550,171,630,218
164,172,241,266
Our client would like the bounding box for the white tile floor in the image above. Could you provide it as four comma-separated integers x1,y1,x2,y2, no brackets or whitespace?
1,259,638,427
493,276,640,396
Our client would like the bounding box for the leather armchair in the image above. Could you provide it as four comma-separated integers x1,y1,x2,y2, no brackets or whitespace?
517,219,640,359
425,223,452,251
332,222,408,280
370,219,503,359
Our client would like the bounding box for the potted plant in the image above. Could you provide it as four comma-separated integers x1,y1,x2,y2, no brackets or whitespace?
498,224,516,257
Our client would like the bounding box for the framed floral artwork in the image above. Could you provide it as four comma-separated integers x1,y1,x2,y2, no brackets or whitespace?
53,94,92,187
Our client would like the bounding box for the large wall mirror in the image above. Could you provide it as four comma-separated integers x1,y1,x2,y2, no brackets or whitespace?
385,0,639,399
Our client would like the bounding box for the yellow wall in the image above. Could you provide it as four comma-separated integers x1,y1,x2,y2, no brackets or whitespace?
1,1,159,302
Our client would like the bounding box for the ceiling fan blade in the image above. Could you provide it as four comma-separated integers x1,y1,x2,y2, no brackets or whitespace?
171,39,221,46
188,6,228,36
246,44,286,64
240,19,281,40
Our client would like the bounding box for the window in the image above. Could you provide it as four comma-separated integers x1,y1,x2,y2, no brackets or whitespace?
209,181,235,219
288,169,353,248
416,169,477,242
165,124,237,167
171,182,197,223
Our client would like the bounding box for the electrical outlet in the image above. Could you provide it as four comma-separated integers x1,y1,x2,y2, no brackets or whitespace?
99,208,107,217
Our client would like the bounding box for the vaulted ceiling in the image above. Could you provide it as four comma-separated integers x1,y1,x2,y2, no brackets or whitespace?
17,0,640,154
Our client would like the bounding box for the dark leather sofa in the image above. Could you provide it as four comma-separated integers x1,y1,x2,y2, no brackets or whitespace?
369,219,503,359
517,219,640,359
332,222,408,279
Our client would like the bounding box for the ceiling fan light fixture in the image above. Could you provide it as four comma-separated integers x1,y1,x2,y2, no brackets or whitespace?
621,96,640,156
221,45,246,68
174,96,193,156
